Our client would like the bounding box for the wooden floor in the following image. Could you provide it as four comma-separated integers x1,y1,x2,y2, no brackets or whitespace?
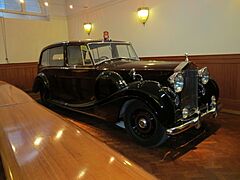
10,93,240,179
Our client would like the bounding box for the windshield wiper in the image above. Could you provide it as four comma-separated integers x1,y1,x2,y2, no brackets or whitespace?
95,57,138,65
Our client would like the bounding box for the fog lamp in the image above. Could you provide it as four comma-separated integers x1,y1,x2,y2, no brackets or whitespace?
182,108,189,119
84,23,92,35
137,7,149,25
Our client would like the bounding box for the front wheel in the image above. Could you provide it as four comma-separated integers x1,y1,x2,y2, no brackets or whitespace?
123,100,168,147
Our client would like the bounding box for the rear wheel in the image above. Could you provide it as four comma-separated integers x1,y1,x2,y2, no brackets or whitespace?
40,84,49,105
123,100,168,147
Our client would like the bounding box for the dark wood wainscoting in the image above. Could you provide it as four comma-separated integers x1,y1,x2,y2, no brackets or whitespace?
0,62,37,91
141,54,240,112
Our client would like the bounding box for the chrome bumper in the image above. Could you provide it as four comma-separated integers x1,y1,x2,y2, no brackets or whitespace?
166,103,219,136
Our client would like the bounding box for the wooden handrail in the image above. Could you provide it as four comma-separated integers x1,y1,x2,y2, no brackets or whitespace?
0,81,156,180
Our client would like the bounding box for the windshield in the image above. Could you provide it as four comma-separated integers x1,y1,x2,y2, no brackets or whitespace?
88,42,139,64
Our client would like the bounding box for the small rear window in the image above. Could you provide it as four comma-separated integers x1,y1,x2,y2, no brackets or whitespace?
41,46,64,66
41,49,49,66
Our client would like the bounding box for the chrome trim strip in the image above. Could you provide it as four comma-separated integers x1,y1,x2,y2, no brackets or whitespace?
166,105,217,136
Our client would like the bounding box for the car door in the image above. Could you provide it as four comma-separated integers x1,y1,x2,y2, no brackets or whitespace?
63,44,97,104
40,45,66,100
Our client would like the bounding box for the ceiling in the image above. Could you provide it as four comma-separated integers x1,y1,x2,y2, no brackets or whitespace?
65,0,113,9
65,0,127,15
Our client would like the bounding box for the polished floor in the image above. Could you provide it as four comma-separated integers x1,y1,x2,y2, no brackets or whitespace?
17,94,240,179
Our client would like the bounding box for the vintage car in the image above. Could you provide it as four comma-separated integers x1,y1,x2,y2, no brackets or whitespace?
33,40,219,147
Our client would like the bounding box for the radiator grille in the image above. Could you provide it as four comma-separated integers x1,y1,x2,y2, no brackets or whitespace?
181,69,198,115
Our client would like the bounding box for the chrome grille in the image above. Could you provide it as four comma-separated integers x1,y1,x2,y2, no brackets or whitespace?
181,69,198,115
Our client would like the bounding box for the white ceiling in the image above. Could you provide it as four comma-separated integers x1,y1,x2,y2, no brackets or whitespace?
65,0,127,15
65,0,113,9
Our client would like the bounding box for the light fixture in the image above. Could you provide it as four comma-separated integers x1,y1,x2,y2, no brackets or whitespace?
20,0,24,3
137,7,149,25
69,4,73,9
83,23,92,35
44,1,49,7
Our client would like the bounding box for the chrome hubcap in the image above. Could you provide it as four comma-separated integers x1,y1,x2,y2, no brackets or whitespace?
138,118,148,129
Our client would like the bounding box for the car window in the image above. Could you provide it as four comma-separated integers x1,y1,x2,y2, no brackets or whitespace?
116,44,138,59
67,46,83,66
53,54,64,61
67,45,93,66
81,45,93,65
90,44,112,63
116,45,130,57
48,46,64,66
41,49,50,66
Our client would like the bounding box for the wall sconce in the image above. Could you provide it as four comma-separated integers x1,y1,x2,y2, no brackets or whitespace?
83,23,92,35
137,7,149,25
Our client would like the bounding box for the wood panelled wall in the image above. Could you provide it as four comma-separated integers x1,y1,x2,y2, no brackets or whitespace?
141,54,240,112
0,54,239,111
0,62,37,91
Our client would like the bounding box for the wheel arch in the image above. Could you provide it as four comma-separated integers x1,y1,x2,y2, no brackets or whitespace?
118,81,175,128
32,73,49,93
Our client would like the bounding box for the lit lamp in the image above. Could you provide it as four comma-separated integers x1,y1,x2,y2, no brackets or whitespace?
137,7,149,25
83,23,92,35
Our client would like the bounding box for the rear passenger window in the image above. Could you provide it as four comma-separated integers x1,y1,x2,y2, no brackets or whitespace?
67,45,93,66
41,46,64,66
49,47,64,66
67,46,83,66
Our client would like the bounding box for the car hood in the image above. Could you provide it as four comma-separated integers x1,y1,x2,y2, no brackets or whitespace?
96,59,183,71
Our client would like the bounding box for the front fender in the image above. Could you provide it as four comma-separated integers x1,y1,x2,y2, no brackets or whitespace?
124,81,175,128
199,79,219,105
32,73,49,92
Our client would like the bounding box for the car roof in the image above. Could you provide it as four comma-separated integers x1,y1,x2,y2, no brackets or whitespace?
42,40,129,52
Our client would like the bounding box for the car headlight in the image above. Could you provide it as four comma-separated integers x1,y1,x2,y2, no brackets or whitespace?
169,72,184,93
198,67,209,84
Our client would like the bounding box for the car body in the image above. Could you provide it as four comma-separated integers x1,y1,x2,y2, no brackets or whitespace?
0,81,156,179
33,40,220,147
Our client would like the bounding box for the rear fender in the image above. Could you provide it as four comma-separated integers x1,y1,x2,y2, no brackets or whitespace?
32,73,49,92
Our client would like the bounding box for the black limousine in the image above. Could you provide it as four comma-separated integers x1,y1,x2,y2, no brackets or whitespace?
33,40,219,147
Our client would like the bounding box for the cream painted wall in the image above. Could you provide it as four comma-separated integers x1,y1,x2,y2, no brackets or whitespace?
0,0,68,64
0,19,5,62
67,0,240,57
0,17,68,64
